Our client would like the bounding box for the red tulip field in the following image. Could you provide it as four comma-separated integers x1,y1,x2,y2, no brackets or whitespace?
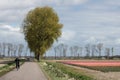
59,60,120,72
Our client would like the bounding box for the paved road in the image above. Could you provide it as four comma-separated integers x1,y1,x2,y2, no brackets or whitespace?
0,62,47,80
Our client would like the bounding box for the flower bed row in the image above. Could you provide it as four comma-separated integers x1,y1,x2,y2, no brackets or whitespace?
59,60,120,66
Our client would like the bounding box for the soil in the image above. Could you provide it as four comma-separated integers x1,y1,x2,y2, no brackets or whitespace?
65,64,120,80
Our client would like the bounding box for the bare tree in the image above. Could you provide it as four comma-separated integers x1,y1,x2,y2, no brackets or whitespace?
63,44,68,58
0,42,26,58
25,46,29,56
111,47,114,57
85,44,91,57
2,43,6,55
10,44,14,57
18,44,24,57
54,47,57,59
97,43,103,57
73,46,79,58
57,43,64,58
7,43,11,57
0,43,2,56
70,46,74,58
105,48,110,59
55,43,68,59
91,44,97,57
13,44,18,57
78,47,83,58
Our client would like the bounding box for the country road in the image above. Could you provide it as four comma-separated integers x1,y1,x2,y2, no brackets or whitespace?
0,62,47,80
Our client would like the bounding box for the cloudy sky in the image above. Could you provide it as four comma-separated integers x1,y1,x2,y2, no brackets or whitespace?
0,0,120,54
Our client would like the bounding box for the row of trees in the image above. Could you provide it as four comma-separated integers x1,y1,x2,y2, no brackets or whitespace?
0,42,33,57
52,43,115,59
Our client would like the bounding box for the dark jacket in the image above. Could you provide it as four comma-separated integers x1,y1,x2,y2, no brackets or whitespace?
15,58,20,66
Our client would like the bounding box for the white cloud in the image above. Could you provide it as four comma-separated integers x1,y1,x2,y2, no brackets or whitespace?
61,30,76,41
0,0,34,10
0,30,24,43
0,24,25,43
35,0,88,6
53,0,88,5
0,0,88,10
0,0,89,24
105,0,120,6
84,36,97,43
115,39,120,44
0,24,20,32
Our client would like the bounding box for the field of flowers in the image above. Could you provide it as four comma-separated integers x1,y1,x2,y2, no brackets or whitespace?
59,60,120,72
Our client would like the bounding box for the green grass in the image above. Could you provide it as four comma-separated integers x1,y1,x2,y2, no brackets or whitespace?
0,62,15,77
38,62,51,80
0,59,25,77
39,62,68,80
40,61,94,80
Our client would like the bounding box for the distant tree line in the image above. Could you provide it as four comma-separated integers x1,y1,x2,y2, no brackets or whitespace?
49,43,119,59
0,42,33,57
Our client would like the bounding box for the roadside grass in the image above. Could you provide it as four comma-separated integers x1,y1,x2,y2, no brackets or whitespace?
0,62,15,77
39,61,94,80
38,62,51,80
0,59,25,77
39,61,68,80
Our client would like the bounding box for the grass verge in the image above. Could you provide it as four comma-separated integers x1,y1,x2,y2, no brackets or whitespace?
40,61,94,80
0,59,25,77
38,62,51,80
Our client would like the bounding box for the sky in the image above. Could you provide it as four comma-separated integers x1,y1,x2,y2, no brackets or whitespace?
0,0,120,55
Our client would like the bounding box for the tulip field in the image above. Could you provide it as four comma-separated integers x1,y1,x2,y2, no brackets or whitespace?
59,60,120,72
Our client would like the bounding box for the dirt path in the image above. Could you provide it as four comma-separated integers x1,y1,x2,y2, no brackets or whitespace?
0,62,47,80
65,64,120,80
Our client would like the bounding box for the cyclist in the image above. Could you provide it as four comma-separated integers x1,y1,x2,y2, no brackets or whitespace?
15,57,20,70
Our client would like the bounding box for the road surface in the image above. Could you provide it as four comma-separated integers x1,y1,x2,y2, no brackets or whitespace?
0,62,47,80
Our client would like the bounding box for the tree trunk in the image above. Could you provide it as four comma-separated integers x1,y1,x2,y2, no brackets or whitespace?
35,53,40,61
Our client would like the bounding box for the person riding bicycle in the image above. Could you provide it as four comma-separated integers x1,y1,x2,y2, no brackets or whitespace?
15,57,20,70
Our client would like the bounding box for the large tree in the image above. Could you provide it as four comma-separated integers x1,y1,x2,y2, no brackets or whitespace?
22,6,63,61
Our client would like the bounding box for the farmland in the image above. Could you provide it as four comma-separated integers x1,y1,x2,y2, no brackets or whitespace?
58,60,120,72
40,61,94,80
52,60,120,80
59,60,120,66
